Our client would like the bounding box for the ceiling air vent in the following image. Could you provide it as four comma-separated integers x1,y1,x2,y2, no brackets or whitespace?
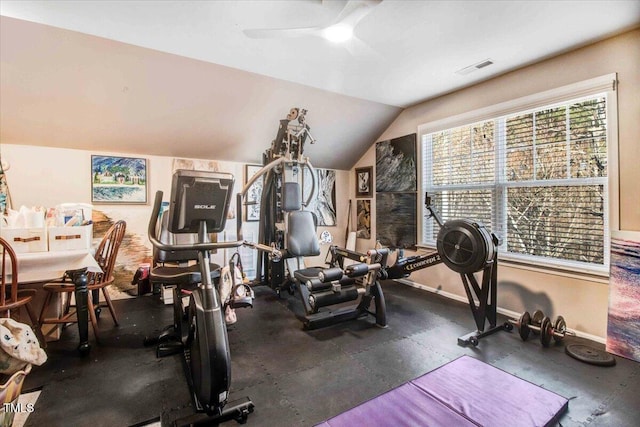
456,59,494,76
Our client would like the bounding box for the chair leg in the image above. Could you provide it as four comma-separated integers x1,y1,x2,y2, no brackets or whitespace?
87,298,100,343
63,291,72,315
101,287,119,326
38,291,53,325
25,303,47,348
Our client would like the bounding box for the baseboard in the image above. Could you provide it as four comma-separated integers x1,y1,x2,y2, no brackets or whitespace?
395,278,606,345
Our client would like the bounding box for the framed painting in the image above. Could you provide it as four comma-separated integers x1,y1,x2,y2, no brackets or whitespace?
356,199,371,239
91,155,147,204
245,164,263,221
376,133,417,192
355,166,373,198
303,168,337,226
376,192,417,249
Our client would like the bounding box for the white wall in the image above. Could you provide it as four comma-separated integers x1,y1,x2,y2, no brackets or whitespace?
1,143,350,276
349,29,640,341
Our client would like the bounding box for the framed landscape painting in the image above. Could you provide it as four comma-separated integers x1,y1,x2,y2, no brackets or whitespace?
91,155,147,204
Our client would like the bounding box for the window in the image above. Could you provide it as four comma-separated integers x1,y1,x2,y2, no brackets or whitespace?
419,75,617,274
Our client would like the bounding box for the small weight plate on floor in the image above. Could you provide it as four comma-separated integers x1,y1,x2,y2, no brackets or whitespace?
540,317,553,347
553,316,566,342
518,311,531,341
565,344,616,366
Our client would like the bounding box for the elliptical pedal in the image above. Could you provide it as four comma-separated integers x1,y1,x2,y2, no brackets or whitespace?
157,340,184,358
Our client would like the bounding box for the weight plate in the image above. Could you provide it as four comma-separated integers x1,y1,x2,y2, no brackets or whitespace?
554,316,567,342
518,311,531,341
532,310,544,327
565,344,616,366
540,317,553,347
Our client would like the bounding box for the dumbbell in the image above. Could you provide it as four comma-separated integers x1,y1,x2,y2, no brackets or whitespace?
540,315,574,346
508,311,572,347
507,311,534,341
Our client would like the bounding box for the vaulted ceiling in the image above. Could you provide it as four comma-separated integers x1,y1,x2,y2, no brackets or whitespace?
2,1,639,169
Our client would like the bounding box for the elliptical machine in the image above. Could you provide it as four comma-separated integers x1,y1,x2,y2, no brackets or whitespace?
146,169,279,426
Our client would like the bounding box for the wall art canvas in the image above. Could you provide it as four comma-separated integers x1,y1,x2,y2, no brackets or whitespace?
376,192,416,249
607,230,640,362
355,166,373,198
356,199,371,239
0,158,10,213
245,164,263,222
91,155,147,204
303,168,337,226
376,134,417,192
172,158,219,173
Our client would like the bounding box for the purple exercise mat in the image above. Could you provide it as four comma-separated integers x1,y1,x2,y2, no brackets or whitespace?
317,355,568,427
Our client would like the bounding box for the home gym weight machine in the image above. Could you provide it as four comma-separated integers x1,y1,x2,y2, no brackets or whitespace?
146,170,280,426
327,194,506,346
247,107,317,295
242,108,391,330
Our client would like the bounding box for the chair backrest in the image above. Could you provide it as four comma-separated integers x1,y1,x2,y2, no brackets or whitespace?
0,237,19,308
91,220,126,285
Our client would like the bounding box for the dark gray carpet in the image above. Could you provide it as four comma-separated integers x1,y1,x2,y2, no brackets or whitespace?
23,281,640,427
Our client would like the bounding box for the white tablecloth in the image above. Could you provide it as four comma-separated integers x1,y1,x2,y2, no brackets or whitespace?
9,250,102,284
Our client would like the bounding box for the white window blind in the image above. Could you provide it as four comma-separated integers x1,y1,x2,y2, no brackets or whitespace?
419,75,617,274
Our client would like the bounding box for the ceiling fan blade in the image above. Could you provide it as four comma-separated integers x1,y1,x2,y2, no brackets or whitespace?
344,35,384,60
242,0,381,40
243,26,323,39
332,0,382,28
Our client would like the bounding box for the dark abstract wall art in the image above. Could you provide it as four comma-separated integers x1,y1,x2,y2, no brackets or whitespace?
376,192,417,249
376,134,417,192
303,168,337,226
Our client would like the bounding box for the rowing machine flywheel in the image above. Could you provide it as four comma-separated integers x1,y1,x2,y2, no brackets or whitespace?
436,219,495,274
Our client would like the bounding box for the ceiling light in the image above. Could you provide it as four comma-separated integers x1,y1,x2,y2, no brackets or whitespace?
322,23,354,43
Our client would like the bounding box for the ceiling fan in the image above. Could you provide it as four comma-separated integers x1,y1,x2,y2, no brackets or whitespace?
243,0,382,43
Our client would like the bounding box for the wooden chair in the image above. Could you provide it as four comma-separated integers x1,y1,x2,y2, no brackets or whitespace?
0,237,46,346
39,220,126,342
